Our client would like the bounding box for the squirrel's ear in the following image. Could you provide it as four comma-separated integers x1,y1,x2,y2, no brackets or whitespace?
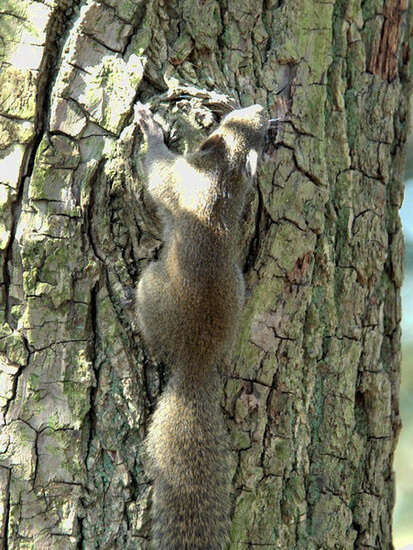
198,134,224,154
244,149,258,178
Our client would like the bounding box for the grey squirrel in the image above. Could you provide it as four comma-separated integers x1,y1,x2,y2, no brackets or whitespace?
134,101,268,549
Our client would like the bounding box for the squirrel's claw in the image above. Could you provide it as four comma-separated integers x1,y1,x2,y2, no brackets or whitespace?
134,102,164,142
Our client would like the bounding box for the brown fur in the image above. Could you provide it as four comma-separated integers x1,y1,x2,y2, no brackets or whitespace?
135,102,267,549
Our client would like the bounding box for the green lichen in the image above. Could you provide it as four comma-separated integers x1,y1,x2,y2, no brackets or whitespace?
0,66,37,120
63,349,94,429
83,55,145,134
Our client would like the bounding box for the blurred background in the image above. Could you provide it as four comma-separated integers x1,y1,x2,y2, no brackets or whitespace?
393,112,413,549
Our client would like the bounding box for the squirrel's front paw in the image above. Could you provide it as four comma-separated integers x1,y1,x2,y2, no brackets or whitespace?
134,102,164,142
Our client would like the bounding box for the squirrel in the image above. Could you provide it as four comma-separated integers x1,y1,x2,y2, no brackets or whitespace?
134,101,268,549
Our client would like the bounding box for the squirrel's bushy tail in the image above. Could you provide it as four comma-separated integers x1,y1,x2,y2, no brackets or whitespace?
146,371,230,550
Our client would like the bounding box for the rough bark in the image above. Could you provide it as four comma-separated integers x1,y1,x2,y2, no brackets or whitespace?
0,1,410,549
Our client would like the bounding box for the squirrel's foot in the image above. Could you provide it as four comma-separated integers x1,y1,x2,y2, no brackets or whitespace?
134,102,164,143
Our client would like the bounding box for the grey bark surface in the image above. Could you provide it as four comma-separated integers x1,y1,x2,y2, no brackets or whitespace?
0,1,410,549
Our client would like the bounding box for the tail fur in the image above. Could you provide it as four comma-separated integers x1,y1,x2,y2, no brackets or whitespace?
146,372,230,549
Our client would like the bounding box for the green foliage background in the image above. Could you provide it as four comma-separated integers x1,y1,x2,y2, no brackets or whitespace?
394,159,413,547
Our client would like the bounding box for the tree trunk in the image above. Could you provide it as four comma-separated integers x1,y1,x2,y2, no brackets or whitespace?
0,1,410,549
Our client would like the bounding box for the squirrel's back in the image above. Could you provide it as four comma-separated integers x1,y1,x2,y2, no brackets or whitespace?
135,102,268,549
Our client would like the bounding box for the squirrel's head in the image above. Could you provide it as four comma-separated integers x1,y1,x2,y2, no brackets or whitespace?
199,104,268,178
221,104,268,134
